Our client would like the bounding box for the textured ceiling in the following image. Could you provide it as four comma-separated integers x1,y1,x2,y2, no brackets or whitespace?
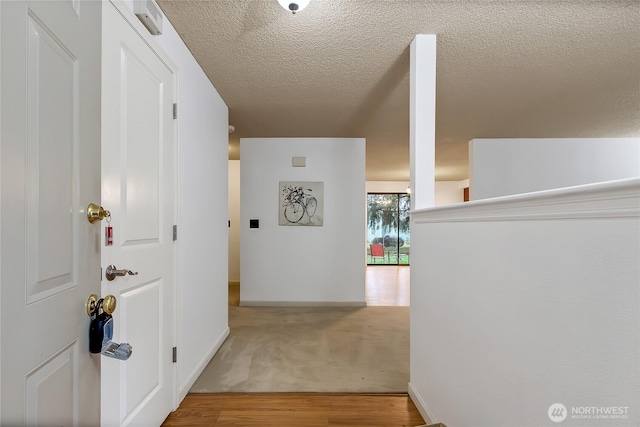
157,0,640,181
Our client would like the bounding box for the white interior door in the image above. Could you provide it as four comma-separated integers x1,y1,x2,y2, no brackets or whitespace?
1,0,101,425
101,2,176,426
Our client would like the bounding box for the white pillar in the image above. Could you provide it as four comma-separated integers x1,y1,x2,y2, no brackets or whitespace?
410,34,437,210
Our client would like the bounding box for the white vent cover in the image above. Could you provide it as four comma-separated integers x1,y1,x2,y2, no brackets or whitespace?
134,0,163,35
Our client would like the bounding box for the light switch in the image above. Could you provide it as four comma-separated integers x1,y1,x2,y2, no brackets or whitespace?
249,219,259,228
292,156,306,167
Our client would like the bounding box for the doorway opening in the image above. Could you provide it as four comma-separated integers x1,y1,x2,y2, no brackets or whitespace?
367,193,410,265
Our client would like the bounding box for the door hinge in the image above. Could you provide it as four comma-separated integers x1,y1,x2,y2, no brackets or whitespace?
172,347,177,363
173,225,178,241
173,103,178,119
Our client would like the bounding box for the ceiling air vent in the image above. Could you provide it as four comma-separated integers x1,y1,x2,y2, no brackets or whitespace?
134,0,163,35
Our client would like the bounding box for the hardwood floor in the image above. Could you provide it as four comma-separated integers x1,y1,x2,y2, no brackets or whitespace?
366,265,410,306
162,393,425,426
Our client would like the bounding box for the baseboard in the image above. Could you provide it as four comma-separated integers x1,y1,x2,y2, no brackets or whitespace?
177,326,230,403
239,300,366,307
408,382,436,425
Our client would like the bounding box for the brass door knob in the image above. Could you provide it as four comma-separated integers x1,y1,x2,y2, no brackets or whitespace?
102,295,117,315
86,294,117,316
86,294,99,316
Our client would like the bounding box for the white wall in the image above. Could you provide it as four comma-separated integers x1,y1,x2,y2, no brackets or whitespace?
149,11,229,402
470,138,640,199
409,179,640,426
434,182,464,206
227,177,463,282
240,138,366,305
228,160,240,283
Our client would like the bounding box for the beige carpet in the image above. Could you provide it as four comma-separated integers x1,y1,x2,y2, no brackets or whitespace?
190,304,409,393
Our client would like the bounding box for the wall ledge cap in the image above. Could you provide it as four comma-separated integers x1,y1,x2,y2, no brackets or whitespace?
412,178,640,223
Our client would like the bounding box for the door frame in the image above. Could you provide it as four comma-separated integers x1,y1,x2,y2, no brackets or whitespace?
104,0,180,413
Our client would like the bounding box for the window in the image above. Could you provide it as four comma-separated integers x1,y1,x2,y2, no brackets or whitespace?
367,193,410,265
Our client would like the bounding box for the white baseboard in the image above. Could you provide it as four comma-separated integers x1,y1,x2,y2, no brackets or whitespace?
239,301,366,307
177,326,230,403
408,382,436,425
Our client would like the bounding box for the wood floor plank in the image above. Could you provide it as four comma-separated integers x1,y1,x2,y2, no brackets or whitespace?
162,393,425,427
216,410,328,426
328,412,425,427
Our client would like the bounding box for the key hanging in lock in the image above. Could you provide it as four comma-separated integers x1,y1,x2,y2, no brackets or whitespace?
105,211,113,246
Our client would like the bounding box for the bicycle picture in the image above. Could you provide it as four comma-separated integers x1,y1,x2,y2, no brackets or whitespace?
279,181,324,226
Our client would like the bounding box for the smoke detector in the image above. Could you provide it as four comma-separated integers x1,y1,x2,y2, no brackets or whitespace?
277,0,311,14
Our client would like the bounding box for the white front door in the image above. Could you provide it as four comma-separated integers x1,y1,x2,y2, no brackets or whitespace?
100,2,176,426
1,0,101,425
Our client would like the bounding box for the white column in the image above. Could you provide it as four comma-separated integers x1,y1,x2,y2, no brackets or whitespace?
410,34,437,210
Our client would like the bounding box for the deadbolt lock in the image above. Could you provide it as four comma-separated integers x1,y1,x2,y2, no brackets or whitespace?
87,203,110,224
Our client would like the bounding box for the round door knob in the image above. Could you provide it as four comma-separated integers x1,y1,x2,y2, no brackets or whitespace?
86,294,99,316
102,295,117,315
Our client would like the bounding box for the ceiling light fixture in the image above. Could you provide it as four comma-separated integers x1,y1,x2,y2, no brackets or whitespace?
277,0,310,14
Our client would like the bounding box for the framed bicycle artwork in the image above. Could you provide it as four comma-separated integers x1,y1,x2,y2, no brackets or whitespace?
279,181,324,226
